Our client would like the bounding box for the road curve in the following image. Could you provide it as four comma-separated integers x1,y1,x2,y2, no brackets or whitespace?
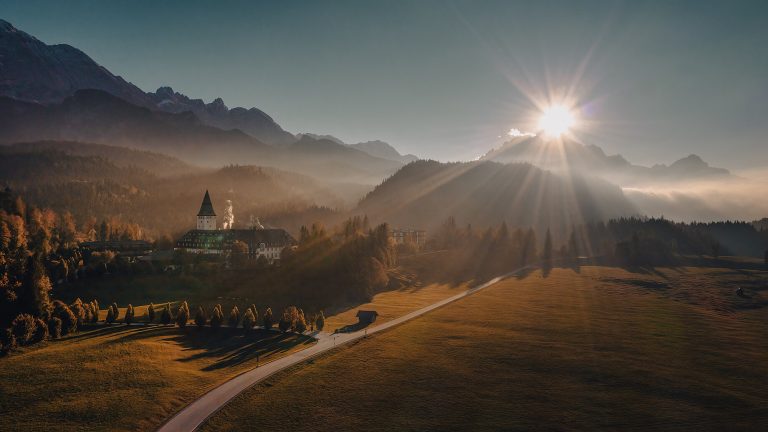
157,265,531,432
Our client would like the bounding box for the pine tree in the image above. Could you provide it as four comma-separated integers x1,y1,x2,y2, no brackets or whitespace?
542,228,553,271
242,308,256,330
228,306,240,328
210,304,223,328
124,304,134,325
160,305,172,325
48,317,62,339
194,306,206,327
316,310,325,331
91,300,100,323
105,305,116,325
176,301,189,328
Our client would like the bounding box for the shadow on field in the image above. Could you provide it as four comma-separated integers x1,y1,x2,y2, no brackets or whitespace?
84,325,314,370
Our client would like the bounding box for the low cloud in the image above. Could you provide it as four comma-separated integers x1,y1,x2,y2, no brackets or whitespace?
507,128,536,138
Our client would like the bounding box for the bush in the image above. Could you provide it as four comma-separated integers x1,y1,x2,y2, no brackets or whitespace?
53,301,78,335
160,305,172,325
48,317,62,339
295,312,307,334
176,301,189,328
228,306,240,328
11,314,36,346
1,328,16,353
70,298,86,326
242,308,256,330
124,304,134,325
316,311,325,331
194,306,206,327
91,300,100,323
263,307,274,330
210,304,223,328
32,318,48,343
105,305,117,325
147,303,156,323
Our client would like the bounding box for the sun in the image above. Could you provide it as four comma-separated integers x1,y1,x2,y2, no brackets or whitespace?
538,105,575,137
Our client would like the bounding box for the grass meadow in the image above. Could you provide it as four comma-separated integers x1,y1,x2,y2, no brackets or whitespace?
0,325,314,431
202,265,768,431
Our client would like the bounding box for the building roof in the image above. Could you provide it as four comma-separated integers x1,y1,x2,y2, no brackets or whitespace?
175,228,296,250
197,190,216,216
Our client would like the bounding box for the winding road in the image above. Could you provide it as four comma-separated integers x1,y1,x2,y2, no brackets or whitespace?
157,265,531,432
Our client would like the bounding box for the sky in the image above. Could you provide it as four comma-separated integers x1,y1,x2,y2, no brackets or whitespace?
3,0,767,169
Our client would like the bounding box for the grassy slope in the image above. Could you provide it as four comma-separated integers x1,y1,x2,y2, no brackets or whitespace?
202,266,768,431
0,325,315,431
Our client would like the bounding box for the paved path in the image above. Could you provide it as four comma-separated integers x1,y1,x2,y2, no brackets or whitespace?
157,265,531,432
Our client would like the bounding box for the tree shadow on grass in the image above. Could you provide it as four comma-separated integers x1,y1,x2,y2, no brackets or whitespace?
103,325,314,371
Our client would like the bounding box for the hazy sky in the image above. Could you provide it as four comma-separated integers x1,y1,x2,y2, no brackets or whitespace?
3,0,767,169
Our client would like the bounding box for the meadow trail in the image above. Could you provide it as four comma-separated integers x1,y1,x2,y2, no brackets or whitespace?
157,265,533,432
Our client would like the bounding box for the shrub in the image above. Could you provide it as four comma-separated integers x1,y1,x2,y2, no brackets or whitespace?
124,304,134,325
32,318,48,343
48,317,62,339
160,305,172,325
1,328,16,353
53,301,78,334
210,304,223,328
176,301,189,328
295,312,307,334
228,306,240,328
242,308,256,330
263,307,274,330
316,310,325,331
194,306,206,327
70,298,86,326
91,300,100,323
11,314,36,346
147,303,156,323
105,305,117,325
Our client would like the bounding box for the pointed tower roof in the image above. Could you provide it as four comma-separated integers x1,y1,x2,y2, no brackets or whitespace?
197,190,216,216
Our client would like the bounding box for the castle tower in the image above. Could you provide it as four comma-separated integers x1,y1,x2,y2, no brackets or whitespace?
196,190,217,230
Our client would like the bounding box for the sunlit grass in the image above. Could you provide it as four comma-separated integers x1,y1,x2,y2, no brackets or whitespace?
201,266,768,431
0,325,315,431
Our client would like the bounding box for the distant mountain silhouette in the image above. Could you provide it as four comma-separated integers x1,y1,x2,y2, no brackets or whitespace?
146,86,296,146
356,160,636,233
0,19,153,107
482,135,730,185
298,133,418,163
0,89,402,184
349,141,418,164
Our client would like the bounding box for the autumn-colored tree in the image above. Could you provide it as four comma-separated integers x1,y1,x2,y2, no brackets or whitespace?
209,304,223,328
228,306,240,328
32,317,48,343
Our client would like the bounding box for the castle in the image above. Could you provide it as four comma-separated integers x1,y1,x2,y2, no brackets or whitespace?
174,190,295,263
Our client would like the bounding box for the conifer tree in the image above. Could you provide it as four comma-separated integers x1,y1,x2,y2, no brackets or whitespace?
124,304,134,325
242,308,256,330
176,301,189,328
147,303,156,323
316,310,325,331
209,304,223,328
48,317,62,339
228,306,240,328
160,305,172,325
543,228,553,271
194,306,206,327
263,307,274,330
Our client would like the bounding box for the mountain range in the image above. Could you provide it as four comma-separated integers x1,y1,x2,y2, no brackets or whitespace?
0,19,415,174
481,135,731,186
